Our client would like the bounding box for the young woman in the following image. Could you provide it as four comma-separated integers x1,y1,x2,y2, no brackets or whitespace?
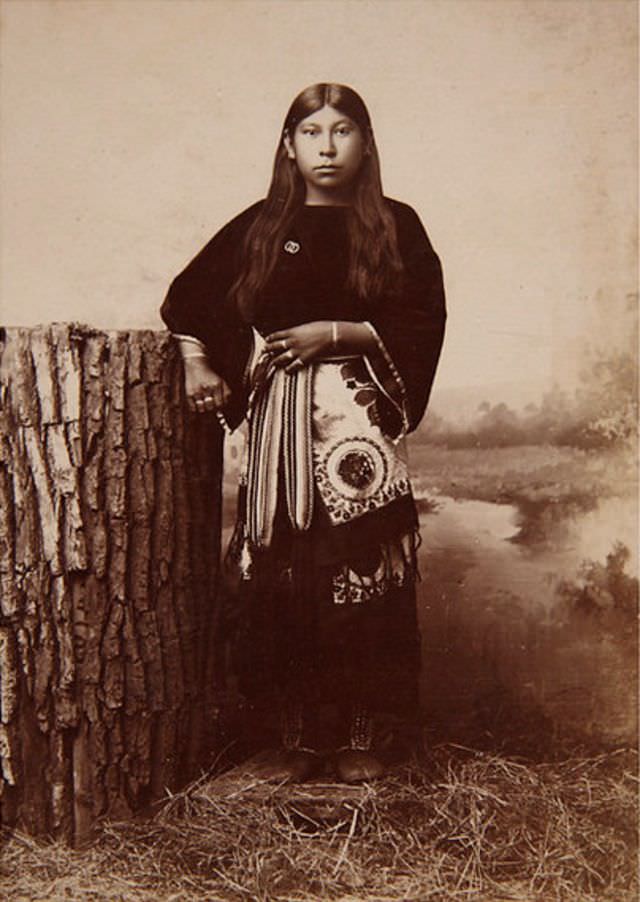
161,83,446,783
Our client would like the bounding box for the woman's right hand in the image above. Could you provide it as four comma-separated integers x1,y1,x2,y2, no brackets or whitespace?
183,357,231,414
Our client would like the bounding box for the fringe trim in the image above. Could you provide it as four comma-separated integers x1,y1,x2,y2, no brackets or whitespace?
225,498,421,606
331,527,420,605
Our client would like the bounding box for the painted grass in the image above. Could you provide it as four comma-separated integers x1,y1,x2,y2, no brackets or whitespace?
2,746,636,902
408,443,635,506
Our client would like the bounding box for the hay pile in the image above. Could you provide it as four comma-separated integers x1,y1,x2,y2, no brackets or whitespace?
2,745,637,901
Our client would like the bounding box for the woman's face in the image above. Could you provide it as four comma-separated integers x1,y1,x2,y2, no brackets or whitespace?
284,104,367,204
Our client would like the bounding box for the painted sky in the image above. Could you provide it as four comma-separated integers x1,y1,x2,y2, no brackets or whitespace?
1,0,637,401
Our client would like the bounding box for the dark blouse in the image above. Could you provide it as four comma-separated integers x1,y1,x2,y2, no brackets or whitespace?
161,199,446,432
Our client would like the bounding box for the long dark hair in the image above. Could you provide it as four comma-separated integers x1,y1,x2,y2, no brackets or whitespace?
230,83,403,321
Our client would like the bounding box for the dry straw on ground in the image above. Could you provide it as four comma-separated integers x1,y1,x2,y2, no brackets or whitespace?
1,744,637,901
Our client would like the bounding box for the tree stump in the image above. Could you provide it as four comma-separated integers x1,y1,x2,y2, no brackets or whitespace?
0,325,225,843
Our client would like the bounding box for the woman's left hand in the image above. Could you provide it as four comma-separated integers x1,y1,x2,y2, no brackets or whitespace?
265,322,333,374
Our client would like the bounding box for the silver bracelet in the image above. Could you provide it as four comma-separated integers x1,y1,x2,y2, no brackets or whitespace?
332,321,338,351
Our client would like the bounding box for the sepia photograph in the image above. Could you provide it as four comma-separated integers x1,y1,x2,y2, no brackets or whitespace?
1,1,637,899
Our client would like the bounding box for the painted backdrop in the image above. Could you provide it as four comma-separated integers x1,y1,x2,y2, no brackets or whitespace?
2,0,638,745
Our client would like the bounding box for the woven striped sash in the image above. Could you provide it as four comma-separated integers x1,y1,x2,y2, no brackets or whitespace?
245,362,314,548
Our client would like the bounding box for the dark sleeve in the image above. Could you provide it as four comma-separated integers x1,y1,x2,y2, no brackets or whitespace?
160,202,262,422
365,201,446,433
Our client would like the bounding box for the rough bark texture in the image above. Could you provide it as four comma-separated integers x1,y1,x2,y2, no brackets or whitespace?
0,325,225,843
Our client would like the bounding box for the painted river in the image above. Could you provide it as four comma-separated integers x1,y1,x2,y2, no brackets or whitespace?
416,493,637,745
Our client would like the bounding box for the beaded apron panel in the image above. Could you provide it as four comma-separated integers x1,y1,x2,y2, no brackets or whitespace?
312,360,411,527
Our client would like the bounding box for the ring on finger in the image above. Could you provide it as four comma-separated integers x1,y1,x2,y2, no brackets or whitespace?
203,395,214,404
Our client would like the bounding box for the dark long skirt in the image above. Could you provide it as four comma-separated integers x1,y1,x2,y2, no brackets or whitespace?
227,487,422,754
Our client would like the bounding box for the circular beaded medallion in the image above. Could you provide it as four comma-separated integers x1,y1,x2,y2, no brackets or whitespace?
324,437,387,500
